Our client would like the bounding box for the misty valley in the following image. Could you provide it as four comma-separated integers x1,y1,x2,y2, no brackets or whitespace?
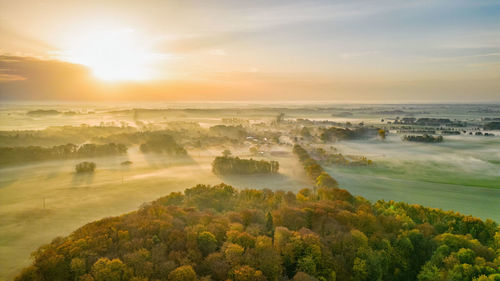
0,103,499,281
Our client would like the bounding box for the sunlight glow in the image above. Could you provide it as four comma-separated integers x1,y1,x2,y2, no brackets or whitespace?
62,28,159,81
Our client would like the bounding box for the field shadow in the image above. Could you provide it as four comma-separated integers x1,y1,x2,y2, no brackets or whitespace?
71,172,95,187
13,207,54,222
142,153,196,168
0,178,18,189
45,170,62,180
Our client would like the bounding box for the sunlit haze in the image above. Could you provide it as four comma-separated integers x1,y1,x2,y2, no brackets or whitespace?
61,27,160,81
1,0,499,100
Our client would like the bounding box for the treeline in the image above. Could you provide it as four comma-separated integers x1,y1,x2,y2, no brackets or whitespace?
403,134,444,143
209,125,247,140
320,127,378,142
26,109,61,116
0,143,127,166
0,123,275,151
293,144,340,189
484,122,500,130
139,135,187,156
95,128,237,150
16,183,499,281
212,156,279,175
400,118,454,126
96,129,194,147
0,125,137,147
96,127,265,150
311,148,372,167
26,109,88,116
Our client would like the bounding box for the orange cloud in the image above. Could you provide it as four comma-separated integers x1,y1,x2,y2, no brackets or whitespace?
1,55,500,102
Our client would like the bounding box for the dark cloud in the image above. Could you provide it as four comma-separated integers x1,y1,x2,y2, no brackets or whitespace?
0,55,98,100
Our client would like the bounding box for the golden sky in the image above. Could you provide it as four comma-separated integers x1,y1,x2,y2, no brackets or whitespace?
1,0,500,101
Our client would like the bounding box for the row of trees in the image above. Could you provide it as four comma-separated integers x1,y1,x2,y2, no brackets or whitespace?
0,125,137,147
16,183,499,281
212,156,279,175
310,148,373,167
139,135,187,155
104,129,248,152
209,125,247,140
403,134,444,143
319,127,378,142
26,109,61,116
293,144,339,189
0,123,278,153
484,122,500,130
0,143,127,166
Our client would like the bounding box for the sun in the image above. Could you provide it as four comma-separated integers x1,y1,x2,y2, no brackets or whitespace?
62,28,157,81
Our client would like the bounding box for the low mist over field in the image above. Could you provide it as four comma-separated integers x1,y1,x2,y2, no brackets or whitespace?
1,102,500,280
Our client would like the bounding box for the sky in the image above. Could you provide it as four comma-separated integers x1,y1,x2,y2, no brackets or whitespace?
0,0,499,102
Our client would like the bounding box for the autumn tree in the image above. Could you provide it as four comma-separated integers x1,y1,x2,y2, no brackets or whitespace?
168,265,197,281
316,172,339,188
91,258,130,281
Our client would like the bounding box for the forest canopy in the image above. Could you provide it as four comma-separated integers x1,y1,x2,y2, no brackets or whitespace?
15,183,500,281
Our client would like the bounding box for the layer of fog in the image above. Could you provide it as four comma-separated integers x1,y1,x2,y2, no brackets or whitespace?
2,102,499,130
330,135,500,179
0,145,308,280
1,102,500,280
321,134,500,222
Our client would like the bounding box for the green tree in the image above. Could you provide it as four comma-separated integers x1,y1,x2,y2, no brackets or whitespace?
353,257,368,281
456,248,475,264
198,231,218,256
417,263,440,281
298,255,316,276
266,212,274,235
